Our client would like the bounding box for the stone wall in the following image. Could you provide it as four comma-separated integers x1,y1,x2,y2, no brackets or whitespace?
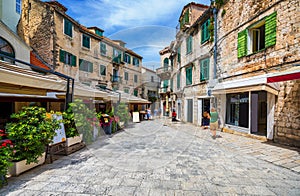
217,0,300,78
18,0,55,68
274,80,300,147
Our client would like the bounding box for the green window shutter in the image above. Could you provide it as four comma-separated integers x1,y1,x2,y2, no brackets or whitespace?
71,55,76,66
177,72,181,89
64,19,72,37
59,49,65,63
177,47,181,63
170,78,173,91
79,59,83,70
201,19,210,43
186,67,192,85
82,34,90,48
100,42,106,55
184,10,189,24
265,12,277,48
237,29,247,58
200,58,209,81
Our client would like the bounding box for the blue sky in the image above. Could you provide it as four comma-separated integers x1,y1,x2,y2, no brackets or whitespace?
54,0,211,69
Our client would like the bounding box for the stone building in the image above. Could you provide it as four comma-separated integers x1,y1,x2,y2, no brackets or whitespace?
158,2,211,122
17,0,143,97
211,0,300,146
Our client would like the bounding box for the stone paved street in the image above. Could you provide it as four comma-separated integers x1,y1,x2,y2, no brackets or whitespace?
1,118,300,195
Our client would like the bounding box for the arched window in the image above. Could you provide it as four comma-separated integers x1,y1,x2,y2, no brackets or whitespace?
163,58,169,71
0,37,15,64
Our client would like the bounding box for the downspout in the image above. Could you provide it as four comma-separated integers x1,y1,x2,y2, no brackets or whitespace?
213,6,218,80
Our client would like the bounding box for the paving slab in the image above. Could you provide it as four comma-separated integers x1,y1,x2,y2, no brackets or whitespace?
1,118,300,195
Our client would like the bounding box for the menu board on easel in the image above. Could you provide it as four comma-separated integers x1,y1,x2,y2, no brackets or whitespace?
132,112,140,123
51,114,66,145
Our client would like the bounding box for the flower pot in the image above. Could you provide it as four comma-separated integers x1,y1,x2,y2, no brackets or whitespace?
8,152,46,176
66,134,83,147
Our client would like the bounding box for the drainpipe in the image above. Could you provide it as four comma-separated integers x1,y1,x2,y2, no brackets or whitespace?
213,6,218,80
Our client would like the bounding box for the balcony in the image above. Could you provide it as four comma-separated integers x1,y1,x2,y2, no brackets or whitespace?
112,54,124,66
156,66,172,80
110,75,122,84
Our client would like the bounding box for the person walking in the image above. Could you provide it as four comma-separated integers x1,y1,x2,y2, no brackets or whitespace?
209,107,218,139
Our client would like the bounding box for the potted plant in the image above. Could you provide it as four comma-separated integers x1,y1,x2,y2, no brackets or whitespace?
115,102,131,128
6,106,60,176
67,99,100,145
0,130,13,188
62,106,82,147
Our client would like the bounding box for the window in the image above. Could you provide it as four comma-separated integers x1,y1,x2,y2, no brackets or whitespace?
124,53,131,64
95,29,103,36
177,72,181,90
124,72,129,81
113,48,122,63
151,76,154,82
134,74,138,83
200,58,209,81
124,88,129,93
186,66,192,85
201,19,210,43
134,89,138,96
180,10,189,29
177,46,181,63
59,49,76,66
99,65,106,76
100,42,106,56
16,0,22,14
170,78,173,92
79,59,93,73
186,36,192,54
226,93,249,128
64,18,73,37
163,80,168,92
238,12,277,58
82,34,90,49
0,37,15,64
133,57,139,66
163,58,169,70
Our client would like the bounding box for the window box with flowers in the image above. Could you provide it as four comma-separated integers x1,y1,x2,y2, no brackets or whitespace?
6,106,60,176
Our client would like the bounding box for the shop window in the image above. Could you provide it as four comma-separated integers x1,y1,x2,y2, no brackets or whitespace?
0,37,15,64
226,92,249,128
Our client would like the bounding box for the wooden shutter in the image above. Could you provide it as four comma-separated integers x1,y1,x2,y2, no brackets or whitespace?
237,30,247,58
177,47,181,63
201,59,209,81
186,66,192,85
184,10,189,24
265,12,277,48
79,59,83,70
59,49,65,63
71,55,76,66
177,72,181,89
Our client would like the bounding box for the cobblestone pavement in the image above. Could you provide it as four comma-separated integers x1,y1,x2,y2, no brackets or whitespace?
1,118,300,195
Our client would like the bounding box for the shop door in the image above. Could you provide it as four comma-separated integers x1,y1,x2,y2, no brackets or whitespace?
187,99,193,123
197,99,202,125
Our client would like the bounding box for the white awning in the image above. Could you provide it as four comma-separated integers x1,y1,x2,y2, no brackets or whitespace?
212,74,280,95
